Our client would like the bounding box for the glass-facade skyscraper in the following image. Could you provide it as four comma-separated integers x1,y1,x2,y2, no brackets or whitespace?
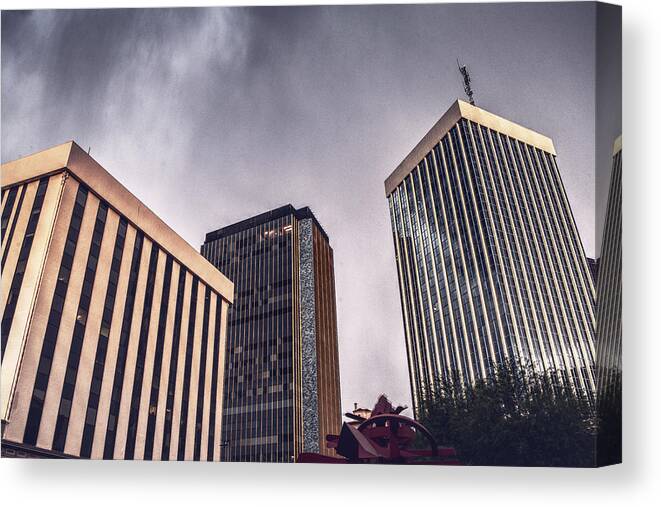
385,100,596,414
595,136,622,395
201,205,341,463
595,136,622,466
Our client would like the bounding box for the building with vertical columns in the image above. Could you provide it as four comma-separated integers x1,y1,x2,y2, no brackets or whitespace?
594,136,622,466
1,141,233,460
385,100,596,416
201,205,341,463
587,257,600,285
595,136,622,395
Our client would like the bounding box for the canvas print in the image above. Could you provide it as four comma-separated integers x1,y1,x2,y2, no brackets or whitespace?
0,2,621,466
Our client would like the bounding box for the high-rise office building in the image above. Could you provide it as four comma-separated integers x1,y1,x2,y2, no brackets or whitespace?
595,136,622,466
201,205,341,462
385,100,596,415
595,136,622,395
1,142,233,460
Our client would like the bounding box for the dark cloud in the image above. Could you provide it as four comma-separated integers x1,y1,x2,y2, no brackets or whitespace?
2,2,615,412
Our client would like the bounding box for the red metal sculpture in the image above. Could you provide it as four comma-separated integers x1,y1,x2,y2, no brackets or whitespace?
297,395,460,465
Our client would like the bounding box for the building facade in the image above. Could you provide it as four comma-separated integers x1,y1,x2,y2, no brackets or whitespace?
201,205,341,462
587,257,600,285
595,136,622,395
385,100,596,414
1,142,233,460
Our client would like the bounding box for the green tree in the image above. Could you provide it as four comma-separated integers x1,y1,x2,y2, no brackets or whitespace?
417,360,598,467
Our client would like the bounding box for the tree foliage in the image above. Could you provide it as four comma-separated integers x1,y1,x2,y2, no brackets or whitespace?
417,360,600,467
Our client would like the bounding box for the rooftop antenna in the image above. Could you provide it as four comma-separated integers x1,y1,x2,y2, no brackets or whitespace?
457,59,475,106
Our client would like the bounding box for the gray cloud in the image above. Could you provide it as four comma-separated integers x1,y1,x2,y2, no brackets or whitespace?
2,3,612,413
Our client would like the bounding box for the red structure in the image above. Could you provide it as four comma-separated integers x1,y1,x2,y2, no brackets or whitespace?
297,396,460,465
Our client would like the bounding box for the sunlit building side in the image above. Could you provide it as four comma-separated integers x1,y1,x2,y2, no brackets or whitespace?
1,142,233,460
385,100,596,415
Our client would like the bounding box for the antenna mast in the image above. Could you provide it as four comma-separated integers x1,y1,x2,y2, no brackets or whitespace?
457,59,475,105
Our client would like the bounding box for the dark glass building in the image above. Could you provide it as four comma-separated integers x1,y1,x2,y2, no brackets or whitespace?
201,205,341,463
385,100,596,414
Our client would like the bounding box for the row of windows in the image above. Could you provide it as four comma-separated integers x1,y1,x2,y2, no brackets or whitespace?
202,215,299,463
595,149,622,396
1,178,49,359
1,183,27,270
124,241,160,459
80,218,128,458
0,185,19,240
8,178,226,460
193,286,212,460
102,230,145,458
160,267,187,459
389,119,596,408
24,184,88,445
52,202,109,452
142,255,174,460
206,296,223,461
176,276,199,460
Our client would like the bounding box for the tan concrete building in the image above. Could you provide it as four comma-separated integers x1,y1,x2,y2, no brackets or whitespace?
1,141,233,460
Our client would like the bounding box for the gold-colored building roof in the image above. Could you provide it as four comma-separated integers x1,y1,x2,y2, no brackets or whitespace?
613,135,622,156
384,99,557,197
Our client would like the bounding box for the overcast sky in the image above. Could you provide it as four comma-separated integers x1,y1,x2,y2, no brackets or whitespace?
1,3,619,413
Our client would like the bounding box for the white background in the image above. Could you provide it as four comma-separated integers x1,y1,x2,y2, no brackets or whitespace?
0,0,658,505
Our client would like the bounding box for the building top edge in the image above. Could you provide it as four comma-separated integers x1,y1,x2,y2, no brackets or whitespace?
384,99,557,196
204,204,330,244
613,135,622,156
1,141,234,303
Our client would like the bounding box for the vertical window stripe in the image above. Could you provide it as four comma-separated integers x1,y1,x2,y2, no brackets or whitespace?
386,120,597,409
102,231,144,459
23,184,88,445
160,266,187,460
79,218,128,458
177,276,199,460
1,184,27,270
143,255,174,460
207,296,222,460
0,185,19,241
52,202,108,451
203,213,301,462
124,243,160,459
193,286,211,460
1,178,49,359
